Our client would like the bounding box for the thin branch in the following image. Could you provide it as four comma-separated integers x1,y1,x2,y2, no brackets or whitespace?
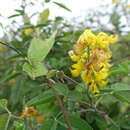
0,41,25,57
49,79,72,130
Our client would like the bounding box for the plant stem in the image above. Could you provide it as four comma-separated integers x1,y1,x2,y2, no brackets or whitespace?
49,79,72,130
5,114,11,130
0,41,25,57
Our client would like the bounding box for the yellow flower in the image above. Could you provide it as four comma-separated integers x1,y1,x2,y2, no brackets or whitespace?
98,80,108,87
89,82,99,95
108,35,118,43
71,61,84,77
69,29,117,95
81,71,92,84
69,50,80,62
78,30,97,46
24,28,31,35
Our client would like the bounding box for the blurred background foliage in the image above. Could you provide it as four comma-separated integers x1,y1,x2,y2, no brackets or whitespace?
0,0,130,130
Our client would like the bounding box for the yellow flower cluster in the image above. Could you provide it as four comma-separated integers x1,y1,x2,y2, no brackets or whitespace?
69,30,117,95
19,107,46,123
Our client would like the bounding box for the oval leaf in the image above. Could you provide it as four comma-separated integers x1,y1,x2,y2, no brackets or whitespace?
23,62,48,79
27,31,57,63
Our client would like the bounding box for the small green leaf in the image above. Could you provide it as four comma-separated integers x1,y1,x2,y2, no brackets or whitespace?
38,9,50,24
15,9,24,15
8,14,21,18
47,69,58,79
23,62,48,79
28,31,57,63
113,91,130,104
100,83,130,92
44,0,51,3
53,2,71,12
0,99,8,109
26,90,55,106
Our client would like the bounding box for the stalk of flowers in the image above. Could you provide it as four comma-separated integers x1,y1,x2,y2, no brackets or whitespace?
69,30,118,96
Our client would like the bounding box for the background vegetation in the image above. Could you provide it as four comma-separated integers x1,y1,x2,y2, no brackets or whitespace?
0,0,130,130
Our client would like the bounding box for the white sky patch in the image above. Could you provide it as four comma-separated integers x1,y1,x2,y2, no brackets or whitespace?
0,0,113,37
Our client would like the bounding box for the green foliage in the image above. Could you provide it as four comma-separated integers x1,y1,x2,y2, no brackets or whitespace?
38,9,50,24
26,89,55,106
0,0,130,129
23,31,57,78
53,2,71,12
13,120,26,130
0,114,9,130
40,119,57,130
27,31,56,63
0,99,8,109
23,62,48,79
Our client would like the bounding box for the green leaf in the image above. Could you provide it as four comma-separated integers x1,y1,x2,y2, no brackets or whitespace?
1,72,20,82
37,103,60,117
100,83,130,92
0,114,8,130
119,112,130,129
68,114,93,130
86,112,107,130
40,119,57,130
110,67,128,75
54,83,68,96
44,0,51,3
111,83,130,91
120,60,130,69
108,124,120,130
23,62,48,79
28,31,57,63
110,60,130,75
10,76,25,107
38,9,50,24
94,114,107,130
53,2,71,12
15,9,24,15
26,90,55,106
47,69,58,79
68,90,89,102
0,99,8,109
113,91,130,104
59,114,93,130
8,14,21,18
